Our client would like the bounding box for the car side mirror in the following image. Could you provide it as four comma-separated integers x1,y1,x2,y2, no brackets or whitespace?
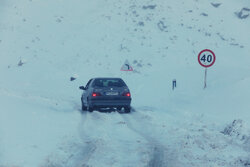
79,86,86,90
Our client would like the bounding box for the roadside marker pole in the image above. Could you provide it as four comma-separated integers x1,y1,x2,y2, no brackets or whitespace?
172,79,177,90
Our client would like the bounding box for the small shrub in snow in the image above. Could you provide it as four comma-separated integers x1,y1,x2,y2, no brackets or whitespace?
221,119,249,141
200,13,208,16
18,60,25,66
70,77,76,81
234,158,250,167
157,20,168,32
138,21,144,26
235,8,250,19
211,3,221,8
142,5,156,10
137,63,143,67
70,74,78,81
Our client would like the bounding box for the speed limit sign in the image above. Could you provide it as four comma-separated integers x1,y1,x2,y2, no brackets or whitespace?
198,49,216,68
198,49,216,89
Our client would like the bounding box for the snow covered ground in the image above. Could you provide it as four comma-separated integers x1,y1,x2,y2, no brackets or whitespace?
0,0,250,166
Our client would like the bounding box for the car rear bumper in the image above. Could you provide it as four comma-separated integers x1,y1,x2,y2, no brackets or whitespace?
89,98,131,107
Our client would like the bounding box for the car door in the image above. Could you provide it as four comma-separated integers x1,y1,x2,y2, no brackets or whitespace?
82,79,93,105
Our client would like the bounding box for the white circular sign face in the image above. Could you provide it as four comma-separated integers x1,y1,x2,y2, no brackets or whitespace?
198,49,216,68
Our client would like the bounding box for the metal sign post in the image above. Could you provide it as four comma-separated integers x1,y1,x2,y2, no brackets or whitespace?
198,49,216,89
204,68,207,89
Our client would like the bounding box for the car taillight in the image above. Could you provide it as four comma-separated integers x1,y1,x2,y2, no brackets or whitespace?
92,92,101,97
123,92,131,97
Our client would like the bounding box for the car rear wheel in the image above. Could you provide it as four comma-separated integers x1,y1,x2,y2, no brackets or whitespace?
124,106,131,113
88,107,94,112
116,107,122,112
82,104,87,111
87,98,93,112
81,102,87,111
81,98,87,111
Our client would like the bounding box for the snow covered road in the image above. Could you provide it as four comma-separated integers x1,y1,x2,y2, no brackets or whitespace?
1,90,250,167
121,110,175,167
0,88,176,167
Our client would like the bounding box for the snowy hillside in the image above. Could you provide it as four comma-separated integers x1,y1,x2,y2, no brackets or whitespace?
0,0,250,166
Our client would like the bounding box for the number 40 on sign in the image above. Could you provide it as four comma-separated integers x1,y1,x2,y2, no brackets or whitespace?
198,49,216,89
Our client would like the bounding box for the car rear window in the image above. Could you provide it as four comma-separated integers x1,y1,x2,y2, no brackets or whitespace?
93,79,126,87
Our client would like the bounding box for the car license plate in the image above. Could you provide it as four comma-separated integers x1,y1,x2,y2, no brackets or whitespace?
106,91,118,95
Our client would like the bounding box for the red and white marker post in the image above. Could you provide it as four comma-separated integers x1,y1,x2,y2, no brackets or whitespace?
198,49,216,89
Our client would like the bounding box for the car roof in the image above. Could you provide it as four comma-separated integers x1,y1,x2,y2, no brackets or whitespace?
92,77,123,80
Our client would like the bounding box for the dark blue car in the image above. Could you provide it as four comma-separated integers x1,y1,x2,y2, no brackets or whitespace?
79,78,131,113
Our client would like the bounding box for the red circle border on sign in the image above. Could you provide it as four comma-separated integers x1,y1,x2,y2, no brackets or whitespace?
198,49,216,68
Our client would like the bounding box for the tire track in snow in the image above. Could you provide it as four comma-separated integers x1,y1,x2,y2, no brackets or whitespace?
76,111,152,167
120,109,175,167
121,114,165,167
72,111,98,167
72,141,97,167
42,111,97,167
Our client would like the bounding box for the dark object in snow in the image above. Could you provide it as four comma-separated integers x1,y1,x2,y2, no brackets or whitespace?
137,63,143,67
70,77,76,81
211,3,221,8
235,8,250,19
142,5,156,10
235,158,250,167
230,43,239,46
56,18,62,23
221,119,247,140
138,21,144,26
133,60,138,64
157,20,168,32
172,79,177,90
201,13,208,16
216,32,226,41
18,60,24,66
221,119,242,136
